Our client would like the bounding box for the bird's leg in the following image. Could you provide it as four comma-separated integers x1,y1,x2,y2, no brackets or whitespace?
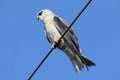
52,37,60,48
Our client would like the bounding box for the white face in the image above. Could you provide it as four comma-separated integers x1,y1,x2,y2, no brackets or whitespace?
37,9,54,22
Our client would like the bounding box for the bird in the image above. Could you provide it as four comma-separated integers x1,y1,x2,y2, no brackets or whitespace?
37,9,95,73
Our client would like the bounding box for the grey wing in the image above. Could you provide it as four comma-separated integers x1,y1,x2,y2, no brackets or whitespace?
53,16,80,53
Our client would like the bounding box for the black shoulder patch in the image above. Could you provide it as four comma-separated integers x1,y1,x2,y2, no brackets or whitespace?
53,16,67,30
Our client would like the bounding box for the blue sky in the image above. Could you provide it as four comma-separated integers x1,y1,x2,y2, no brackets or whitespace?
0,0,120,80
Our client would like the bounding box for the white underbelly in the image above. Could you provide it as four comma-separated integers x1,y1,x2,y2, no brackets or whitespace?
44,23,61,43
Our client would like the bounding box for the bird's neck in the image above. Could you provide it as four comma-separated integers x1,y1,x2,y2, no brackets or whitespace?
43,15,54,24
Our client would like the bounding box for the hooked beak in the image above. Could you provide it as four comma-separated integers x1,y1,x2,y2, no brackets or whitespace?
37,16,39,20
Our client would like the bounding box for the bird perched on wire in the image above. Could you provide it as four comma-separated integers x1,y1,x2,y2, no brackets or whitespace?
37,9,95,73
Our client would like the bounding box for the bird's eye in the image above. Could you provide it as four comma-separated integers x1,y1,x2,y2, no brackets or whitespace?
38,11,43,16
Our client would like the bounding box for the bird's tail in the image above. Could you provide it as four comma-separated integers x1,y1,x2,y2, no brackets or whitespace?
70,54,95,73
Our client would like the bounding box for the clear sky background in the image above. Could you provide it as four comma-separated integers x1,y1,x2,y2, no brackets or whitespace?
0,0,120,80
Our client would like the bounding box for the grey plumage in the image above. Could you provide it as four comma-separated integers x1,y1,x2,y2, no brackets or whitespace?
37,9,95,72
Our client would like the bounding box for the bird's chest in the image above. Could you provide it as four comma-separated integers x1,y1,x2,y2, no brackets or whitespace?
44,22,61,42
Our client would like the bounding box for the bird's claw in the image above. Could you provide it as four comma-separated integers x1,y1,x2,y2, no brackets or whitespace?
52,38,59,48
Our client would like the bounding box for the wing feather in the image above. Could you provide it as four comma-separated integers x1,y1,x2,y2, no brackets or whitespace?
53,16,80,53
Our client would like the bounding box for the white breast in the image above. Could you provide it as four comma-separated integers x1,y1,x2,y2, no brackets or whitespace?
44,20,61,43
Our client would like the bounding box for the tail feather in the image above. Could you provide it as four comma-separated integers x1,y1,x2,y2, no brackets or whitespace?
81,55,95,67
70,55,95,73
70,54,84,73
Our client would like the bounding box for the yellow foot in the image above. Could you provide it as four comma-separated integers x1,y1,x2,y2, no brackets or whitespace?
52,38,59,48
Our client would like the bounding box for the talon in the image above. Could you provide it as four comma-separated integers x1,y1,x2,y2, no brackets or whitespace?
52,38,59,48
55,38,59,43
52,42,56,48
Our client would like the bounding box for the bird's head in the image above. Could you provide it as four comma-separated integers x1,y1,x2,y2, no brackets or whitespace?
37,9,54,22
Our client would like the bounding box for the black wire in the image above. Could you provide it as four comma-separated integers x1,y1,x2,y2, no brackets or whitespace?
57,0,92,44
28,48,54,80
28,0,92,80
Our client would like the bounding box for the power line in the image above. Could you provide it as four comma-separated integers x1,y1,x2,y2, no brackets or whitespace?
28,0,92,80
